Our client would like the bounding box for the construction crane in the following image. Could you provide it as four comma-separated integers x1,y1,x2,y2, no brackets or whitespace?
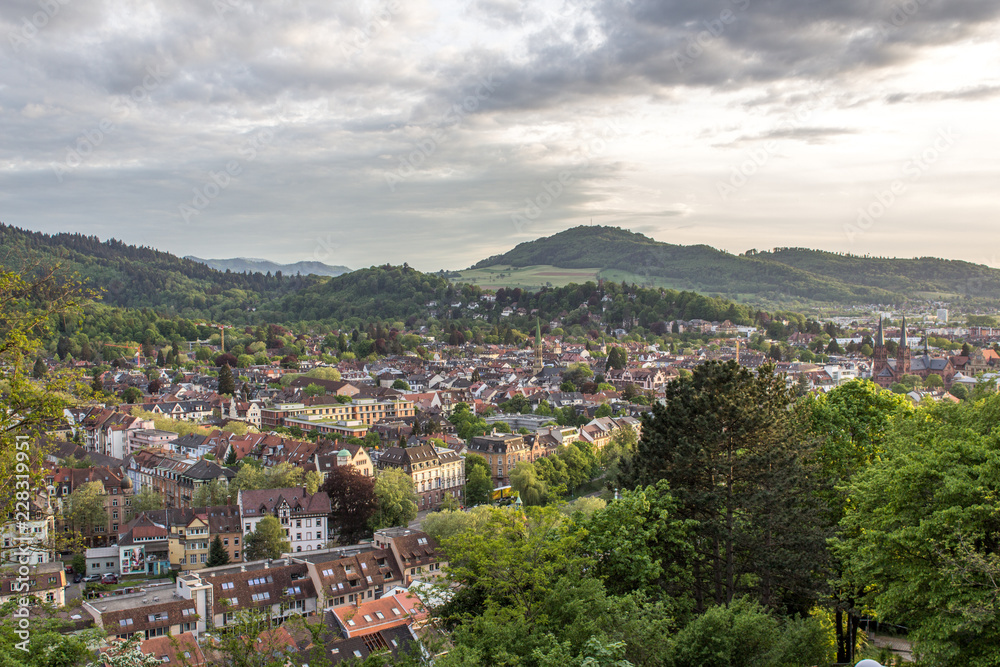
195,323,233,353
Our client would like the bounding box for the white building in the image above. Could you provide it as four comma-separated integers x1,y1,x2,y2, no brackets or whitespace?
238,487,332,553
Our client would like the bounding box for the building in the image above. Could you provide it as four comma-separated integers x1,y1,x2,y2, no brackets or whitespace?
376,445,443,510
261,397,415,431
373,528,446,586
315,445,374,480
467,434,530,487
871,316,955,388
2,496,55,565
84,589,201,641
239,488,332,553
139,632,207,667
0,562,66,606
47,466,135,547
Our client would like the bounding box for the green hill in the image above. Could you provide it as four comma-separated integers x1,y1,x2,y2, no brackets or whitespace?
467,226,1000,308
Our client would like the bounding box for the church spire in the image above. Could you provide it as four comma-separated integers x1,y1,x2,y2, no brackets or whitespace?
899,315,907,348
875,316,885,347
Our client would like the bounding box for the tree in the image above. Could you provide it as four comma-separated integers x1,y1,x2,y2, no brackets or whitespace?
31,356,47,379
465,454,494,506
321,465,378,544
837,395,1000,665
594,403,613,419
303,383,325,397
511,461,548,506
618,361,829,613
66,481,108,542
120,386,143,403
130,488,164,513
193,479,232,507
371,468,419,529
218,363,236,396
91,372,104,394
391,379,411,391
605,346,627,371
207,535,231,567
924,373,944,388
87,632,164,667
244,515,289,561
71,552,87,575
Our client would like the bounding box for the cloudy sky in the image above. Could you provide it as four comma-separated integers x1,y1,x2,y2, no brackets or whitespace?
2,0,999,271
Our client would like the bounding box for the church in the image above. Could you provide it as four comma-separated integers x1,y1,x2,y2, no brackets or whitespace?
871,316,955,388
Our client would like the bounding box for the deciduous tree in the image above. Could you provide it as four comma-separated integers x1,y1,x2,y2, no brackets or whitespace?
321,465,378,544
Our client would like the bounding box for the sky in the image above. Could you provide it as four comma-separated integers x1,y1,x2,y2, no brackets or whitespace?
2,0,999,272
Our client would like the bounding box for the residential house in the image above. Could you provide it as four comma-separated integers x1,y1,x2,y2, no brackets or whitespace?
239,488,332,553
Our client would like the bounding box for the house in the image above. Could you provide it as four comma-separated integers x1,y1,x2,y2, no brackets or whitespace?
315,445,374,480
239,488,332,553
139,631,207,667
84,589,200,641
467,434,530,487
373,528,446,586
0,562,66,607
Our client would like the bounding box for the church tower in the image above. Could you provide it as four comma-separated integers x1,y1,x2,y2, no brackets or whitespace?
533,319,544,374
873,316,887,367
897,315,911,374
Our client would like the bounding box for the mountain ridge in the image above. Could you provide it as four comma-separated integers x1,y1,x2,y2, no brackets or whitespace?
184,256,350,277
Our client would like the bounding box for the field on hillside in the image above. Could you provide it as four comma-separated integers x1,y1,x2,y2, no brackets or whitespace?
456,265,601,289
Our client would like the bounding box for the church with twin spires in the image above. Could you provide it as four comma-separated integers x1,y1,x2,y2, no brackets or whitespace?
871,315,955,388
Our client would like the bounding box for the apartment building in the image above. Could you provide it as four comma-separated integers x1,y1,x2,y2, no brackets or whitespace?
239,488,332,553
467,434,530,487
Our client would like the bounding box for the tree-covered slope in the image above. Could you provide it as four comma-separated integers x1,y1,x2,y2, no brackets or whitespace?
0,223,315,320
472,226,1000,307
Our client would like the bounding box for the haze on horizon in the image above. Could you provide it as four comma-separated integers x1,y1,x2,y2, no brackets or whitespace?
2,0,999,271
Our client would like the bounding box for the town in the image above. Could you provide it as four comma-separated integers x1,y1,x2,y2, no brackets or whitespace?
5,281,1000,665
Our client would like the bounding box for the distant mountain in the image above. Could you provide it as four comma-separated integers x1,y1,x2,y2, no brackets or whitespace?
185,256,350,277
468,225,1000,308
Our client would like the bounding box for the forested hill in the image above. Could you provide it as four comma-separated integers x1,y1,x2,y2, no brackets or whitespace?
471,225,1000,307
0,223,317,317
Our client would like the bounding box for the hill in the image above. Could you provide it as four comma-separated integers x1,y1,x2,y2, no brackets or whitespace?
185,256,350,277
465,226,1000,309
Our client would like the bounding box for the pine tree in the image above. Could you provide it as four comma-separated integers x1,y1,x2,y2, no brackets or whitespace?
224,446,237,466
207,535,231,567
618,360,829,613
218,363,235,395
156,349,165,367
32,356,47,379
91,372,103,394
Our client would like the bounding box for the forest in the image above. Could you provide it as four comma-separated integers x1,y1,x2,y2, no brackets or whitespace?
473,225,1000,308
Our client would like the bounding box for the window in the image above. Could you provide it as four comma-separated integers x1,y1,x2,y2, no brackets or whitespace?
322,568,334,577
296,533,301,540
223,539,229,546
287,586,301,595
182,608,195,617
229,597,238,605
222,582,234,590
375,611,385,619
347,619,355,626
119,618,133,627
391,607,401,616
363,614,372,622
234,551,239,559
234,537,239,545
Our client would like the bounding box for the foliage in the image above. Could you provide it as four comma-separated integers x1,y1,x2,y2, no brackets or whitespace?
836,394,1000,666
192,478,232,507
618,361,830,613
218,363,236,395
244,515,289,561
464,453,493,506
66,481,108,535
321,465,378,544
130,488,164,513
207,535,232,567
371,468,419,529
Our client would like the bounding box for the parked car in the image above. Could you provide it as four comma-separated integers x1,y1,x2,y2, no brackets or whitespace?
82,574,102,583
101,573,118,584
73,574,83,584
